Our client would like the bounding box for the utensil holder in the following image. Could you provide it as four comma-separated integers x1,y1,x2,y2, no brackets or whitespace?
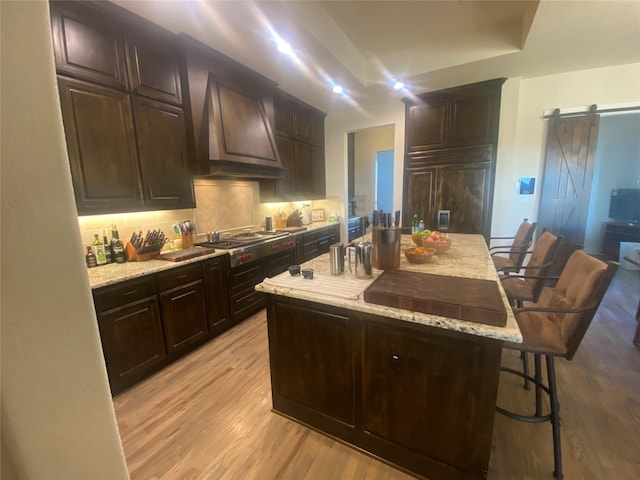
372,226,401,270
182,234,194,249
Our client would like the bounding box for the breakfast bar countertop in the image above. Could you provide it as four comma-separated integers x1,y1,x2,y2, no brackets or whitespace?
256,233,522,343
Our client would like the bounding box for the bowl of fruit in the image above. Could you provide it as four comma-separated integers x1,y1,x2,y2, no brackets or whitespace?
403,246,436,264
421,231,452,254
411,229,433,246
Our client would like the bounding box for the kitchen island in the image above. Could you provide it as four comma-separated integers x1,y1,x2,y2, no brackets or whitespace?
256,234,521,480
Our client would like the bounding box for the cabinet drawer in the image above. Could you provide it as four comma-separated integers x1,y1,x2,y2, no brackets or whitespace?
93,276,156,313
156,263,202,291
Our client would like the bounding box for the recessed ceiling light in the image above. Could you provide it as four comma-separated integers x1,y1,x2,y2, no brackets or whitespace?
332,85,343,94
393,82,405,90
276,38,293,55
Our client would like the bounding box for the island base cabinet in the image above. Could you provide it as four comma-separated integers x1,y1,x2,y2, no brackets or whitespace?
268,300,354,425
266,295,503,480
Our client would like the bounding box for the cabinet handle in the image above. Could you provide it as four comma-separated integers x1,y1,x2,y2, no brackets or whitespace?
177,274,188,279
391,354,401,372
122,289,138,296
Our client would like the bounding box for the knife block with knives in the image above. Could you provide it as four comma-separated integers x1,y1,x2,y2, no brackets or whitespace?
125,229,167,261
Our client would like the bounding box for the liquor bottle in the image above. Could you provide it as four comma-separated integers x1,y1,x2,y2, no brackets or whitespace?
85,246,97,268
412,214,419,233
418,219,425,232
110,225,126,264
93,234,107,265
103,230,113,264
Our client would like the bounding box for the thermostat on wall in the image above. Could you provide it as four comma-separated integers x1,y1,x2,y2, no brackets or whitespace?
518,177,536,195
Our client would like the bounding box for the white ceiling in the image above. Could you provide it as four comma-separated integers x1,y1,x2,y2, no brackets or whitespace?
115,0,640,113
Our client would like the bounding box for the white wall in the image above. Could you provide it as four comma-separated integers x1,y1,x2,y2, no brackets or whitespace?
353,126,395,216
325,100,405,242
1,2,129,479
497,63,640,242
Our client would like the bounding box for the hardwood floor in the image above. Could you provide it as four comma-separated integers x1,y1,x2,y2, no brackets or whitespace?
113,268,640,480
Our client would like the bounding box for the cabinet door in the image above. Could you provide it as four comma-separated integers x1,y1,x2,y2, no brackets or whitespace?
311,145,326,199
293,106,313,143
437,164,491,234
265,249,296,278
406,98,448,153
270,301,354,425
57,76,143,215
404,168,437,231
311,112,325,146
294,141,313,197
97,296,166,395
273,93,294,137
275,136,297,197
50,2,128,90
202,257,231,335
159,280,208,355
301,232,319,262
132,96,195,210
125,30,182,105
228,262,266,323
447,88,499,148
362,321,500,475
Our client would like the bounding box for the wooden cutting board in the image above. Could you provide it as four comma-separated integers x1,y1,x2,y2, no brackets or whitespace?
364,270,507,327
159,247,216,262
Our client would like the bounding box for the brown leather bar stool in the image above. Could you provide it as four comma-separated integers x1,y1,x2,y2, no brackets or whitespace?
489,218,537,274
500,231,561,389
497,250,618,479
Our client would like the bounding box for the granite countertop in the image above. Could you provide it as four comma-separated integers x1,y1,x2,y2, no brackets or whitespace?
256,233,522,344
87,250,227,289
87,224,340,290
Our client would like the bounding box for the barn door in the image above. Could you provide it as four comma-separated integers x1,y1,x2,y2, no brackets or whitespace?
538,108,600,274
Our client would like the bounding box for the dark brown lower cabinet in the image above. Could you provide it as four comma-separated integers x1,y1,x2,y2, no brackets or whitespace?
94,257,229,395
266,295,502,480
94,277,167,395
202,256,231,335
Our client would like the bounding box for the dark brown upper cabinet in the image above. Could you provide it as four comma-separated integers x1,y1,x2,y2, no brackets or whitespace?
49,1,195,215
50,1,129,90
405,79,503,154
260,90,327,201
125,30,182,106
57,76,143,214
402,79,505,238
132,96,194,210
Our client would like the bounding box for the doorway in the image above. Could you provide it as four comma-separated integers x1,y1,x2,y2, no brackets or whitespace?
375,150,394,212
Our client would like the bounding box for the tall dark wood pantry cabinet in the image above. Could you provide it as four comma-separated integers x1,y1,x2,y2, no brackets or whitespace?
402,79,505,238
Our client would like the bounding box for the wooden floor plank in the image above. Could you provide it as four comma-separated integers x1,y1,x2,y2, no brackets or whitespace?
113,268,640,479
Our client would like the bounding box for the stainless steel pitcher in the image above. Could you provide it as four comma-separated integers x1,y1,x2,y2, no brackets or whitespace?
329,243,345,275
347,240,373,279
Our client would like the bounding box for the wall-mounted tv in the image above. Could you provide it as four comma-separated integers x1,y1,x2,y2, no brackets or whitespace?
609,188,640,223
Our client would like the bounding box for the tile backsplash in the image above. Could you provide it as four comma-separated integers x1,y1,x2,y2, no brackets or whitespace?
78,178,345,249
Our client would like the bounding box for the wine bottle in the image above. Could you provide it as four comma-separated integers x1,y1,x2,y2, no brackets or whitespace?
93,234,107,265
103,230,113,264
111,225,126,264
85,246,97,268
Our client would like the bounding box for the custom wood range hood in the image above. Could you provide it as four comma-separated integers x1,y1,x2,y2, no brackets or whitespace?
180,34,284,180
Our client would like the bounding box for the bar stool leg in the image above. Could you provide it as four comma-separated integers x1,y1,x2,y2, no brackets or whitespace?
521,351,531,390
546,355,563,479
534,353,543,416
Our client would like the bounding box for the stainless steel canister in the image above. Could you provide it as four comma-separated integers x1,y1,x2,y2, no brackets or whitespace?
329,243,345,275
265,216,273,231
